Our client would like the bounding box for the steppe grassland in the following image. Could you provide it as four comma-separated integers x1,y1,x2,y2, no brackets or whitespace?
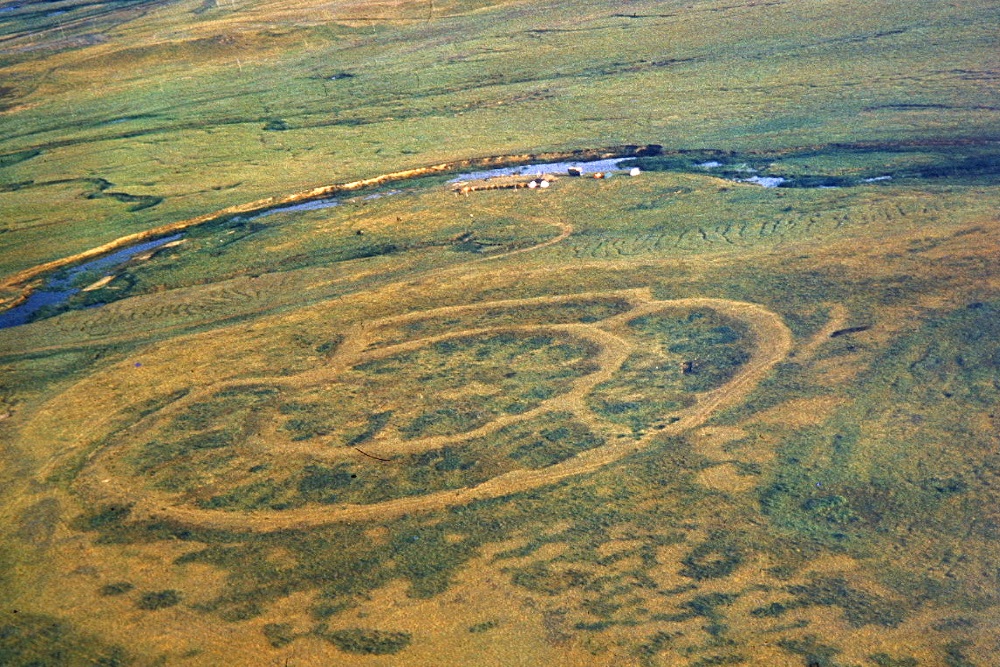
3,214,998,666
1,0,999,665
0,0,996,274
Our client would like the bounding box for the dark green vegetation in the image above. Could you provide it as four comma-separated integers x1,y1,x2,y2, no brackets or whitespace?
627,310,752,393
355,330,598,438
186,412,602,511
105,329,601,508
777,635,843,667
68,415,937,657
678,534,746,581
317,627,412,655
259,622,413,654
4,245,997,664
786,577,904,629
588,308,752,435
759,301,1000,606
0,612,132,667
468,619,499,633
98,582,134,597
2,225,998,663
261,623,296,648
13,284,997,664
65,430,701,631
135,590,182,611
0,0,997,665
269,413,604,508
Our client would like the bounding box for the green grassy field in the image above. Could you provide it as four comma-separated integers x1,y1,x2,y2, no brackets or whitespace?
1,0,998,665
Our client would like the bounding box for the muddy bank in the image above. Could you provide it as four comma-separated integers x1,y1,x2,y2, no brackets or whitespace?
0,144,662,299
3,137,995,314
0,234,182,329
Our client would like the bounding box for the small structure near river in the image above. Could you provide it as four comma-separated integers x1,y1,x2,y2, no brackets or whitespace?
451,174,558,195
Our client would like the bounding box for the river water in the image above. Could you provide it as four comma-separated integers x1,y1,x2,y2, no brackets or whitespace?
0,233,182,329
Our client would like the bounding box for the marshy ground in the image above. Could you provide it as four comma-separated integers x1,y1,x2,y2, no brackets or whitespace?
0,1,998,665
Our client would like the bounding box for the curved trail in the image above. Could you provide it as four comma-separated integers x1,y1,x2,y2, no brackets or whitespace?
96,322,630,464
14,146,794,531
0,215,573,358
78,293,792,532
0,145,653,297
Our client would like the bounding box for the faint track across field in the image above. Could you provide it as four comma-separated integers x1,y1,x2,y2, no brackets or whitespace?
0,145,655,298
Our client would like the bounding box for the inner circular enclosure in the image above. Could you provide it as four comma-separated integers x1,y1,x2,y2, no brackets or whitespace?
57,292,786,528
97,326,601,510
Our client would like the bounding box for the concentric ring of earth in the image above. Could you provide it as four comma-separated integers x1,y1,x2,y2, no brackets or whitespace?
43,290,791,532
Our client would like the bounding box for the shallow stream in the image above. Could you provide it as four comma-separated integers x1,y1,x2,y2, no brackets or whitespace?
0,233,182,329
0,146,933,330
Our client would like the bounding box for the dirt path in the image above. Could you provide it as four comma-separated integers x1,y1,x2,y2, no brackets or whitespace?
792,303,849,361
77,292,791,531
16,155,796,532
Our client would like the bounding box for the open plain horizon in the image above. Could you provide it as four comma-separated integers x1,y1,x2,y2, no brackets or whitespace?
1,1,998,665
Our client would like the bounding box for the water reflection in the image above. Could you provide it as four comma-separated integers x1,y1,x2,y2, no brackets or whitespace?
0,233,182,329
